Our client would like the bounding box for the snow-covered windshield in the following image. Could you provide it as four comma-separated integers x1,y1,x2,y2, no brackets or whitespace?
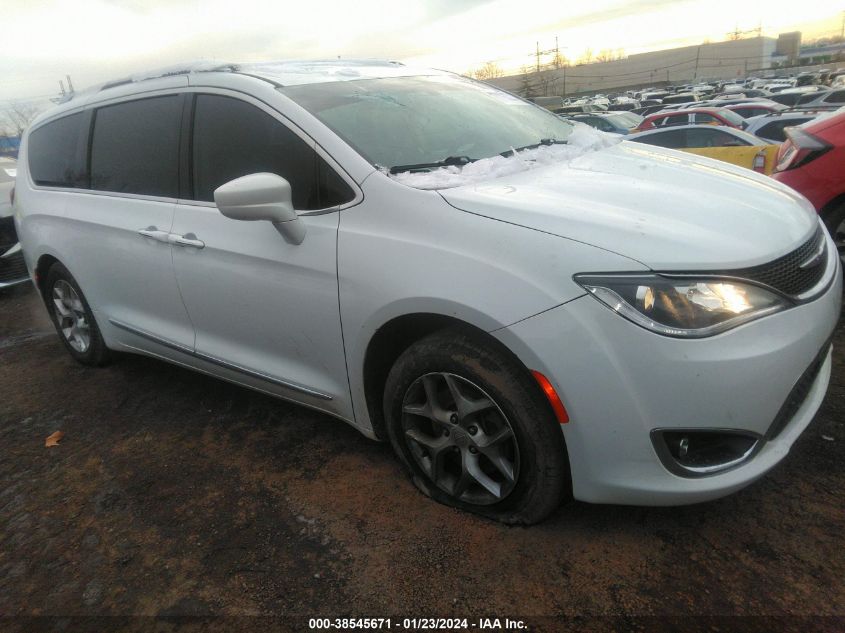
280,75,574,171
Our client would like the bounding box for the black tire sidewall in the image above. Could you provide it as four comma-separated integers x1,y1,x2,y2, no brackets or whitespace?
383,328,570,524
44,263,110,366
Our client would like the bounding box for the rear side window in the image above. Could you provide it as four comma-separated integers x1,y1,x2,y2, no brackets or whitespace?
635,129,688,149
686,128,748,147
656,114,688,127
825,90,845,104
28,113,87,188
757,119,809,142
90,96,182,197
192,95,354,209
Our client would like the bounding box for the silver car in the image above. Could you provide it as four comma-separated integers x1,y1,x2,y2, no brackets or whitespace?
0,158,28,290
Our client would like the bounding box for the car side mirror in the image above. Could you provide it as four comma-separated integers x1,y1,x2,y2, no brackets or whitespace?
213,173,306,245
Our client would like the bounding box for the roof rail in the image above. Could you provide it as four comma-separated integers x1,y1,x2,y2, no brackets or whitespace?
97,62,237,93
57,62,239,103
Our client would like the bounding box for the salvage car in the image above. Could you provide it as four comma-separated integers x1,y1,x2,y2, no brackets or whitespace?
634,107,748,132
0,158,28,290
14,61,842,524
773,109,845,263
628,125,779,174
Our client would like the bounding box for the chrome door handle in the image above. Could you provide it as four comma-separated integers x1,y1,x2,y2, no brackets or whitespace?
137,227,171,243
170,233,205,249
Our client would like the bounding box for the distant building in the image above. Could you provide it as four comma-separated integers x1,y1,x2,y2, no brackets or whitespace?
487,36,778,97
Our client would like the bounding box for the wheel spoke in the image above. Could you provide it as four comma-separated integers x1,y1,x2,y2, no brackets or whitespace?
421,374,453,425
53,297,71,318
475,426,513,449
482,447,516,482
405,429,451,483
443,374,495,420
403,402,431,418
465,453,502,499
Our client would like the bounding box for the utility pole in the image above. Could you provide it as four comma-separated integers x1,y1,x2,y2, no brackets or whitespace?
536,41,540,73
694,46,701,81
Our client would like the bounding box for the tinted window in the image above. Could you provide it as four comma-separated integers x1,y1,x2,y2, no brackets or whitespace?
661,114,688,127
634,129,688,148
825,90,845,104
733,107,767,118
694,113,719,124
192,95,353,209
686,128,749,147
757,118,812,142
28,113,87,188
90,96,181,197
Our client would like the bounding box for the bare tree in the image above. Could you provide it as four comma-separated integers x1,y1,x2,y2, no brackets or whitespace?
472,61,505,81
577,48,593,65
1,100,42,137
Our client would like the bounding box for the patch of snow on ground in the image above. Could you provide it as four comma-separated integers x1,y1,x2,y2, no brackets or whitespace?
389,123,622,190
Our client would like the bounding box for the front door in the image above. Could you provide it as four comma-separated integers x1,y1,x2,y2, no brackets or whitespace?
171,92,357,419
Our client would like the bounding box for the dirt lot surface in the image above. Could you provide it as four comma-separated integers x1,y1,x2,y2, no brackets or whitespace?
1,283,844,632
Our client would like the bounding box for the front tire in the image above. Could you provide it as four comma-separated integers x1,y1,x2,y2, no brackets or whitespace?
44,262,112,366
383,327,570,525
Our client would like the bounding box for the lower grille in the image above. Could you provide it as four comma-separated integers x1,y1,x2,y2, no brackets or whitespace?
0,250,28,284
766,340,831,440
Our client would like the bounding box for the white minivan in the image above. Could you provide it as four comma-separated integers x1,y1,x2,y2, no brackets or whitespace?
15,61,841,524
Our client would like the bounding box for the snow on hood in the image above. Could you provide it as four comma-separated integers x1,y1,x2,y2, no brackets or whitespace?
388,124,622,190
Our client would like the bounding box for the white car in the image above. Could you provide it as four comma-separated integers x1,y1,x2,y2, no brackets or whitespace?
14,61,842,524
0,158,28,290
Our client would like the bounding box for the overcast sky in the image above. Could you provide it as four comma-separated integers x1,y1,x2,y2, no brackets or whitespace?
2,0,842,102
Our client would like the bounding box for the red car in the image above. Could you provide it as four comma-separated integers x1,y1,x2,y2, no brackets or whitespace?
633,107,748,132
772,110,845,259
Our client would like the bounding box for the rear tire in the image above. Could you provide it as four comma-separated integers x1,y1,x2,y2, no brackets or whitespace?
383,327,570,525
44,263,112,366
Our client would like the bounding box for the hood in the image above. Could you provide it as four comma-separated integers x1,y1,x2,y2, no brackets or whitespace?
439,141,818,270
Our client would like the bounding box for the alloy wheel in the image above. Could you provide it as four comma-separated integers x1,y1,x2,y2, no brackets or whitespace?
52,280,91,353
400,372,520,506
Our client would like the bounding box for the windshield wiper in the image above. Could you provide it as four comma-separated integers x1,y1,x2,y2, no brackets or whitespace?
499,138,567,158
389,155,475,174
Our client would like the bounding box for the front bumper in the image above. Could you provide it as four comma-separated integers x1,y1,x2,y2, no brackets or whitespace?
494,252,842,506
0,243,28,289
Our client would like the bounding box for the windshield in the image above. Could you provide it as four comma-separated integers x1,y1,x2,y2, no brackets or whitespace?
608,112,642,127
281,75,574,170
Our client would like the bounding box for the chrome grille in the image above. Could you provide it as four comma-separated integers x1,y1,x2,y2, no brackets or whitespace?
717,227,826,297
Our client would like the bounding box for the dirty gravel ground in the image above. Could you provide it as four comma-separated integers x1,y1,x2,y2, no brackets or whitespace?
1,283,843,632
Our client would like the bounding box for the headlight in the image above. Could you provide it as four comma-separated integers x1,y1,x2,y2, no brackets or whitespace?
574,274,790,338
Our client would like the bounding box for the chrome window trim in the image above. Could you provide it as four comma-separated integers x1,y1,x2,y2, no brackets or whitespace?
27,187,179,205
27,86,364,214
109,318,333,401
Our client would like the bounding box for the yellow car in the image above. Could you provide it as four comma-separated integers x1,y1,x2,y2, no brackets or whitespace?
627,125,779,174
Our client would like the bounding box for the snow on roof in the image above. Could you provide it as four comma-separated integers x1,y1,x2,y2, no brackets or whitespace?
236,60,450,86
389,123,622,191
